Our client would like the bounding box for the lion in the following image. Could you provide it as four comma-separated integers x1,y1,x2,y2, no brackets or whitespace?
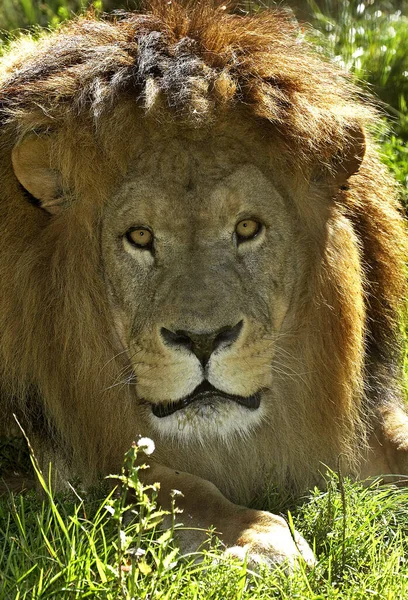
1,0,408,568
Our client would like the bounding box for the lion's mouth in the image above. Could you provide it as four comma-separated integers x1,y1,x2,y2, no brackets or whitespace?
151,380,261,418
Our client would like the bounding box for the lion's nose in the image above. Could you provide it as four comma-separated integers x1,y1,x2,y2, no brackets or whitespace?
160,320,243,366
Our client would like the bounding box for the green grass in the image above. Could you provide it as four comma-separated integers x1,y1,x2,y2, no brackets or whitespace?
304,0,408,204
2,446,408,599
307,1,408,126
0,1,100,32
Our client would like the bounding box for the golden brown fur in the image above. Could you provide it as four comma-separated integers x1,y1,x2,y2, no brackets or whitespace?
1,3,407,559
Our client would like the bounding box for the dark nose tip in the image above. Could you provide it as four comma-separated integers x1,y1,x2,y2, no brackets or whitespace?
160,320,243,366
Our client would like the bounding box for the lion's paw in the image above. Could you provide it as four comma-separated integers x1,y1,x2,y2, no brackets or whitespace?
223,511,315,572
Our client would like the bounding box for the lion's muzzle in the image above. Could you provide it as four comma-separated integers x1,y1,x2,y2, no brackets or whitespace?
151,379,261,418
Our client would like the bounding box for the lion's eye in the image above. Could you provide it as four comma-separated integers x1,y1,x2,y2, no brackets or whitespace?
125,227,153,248
235,219,262,242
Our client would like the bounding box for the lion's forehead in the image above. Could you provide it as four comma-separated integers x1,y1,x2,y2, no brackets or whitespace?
129,135,261,186
107,135,285,233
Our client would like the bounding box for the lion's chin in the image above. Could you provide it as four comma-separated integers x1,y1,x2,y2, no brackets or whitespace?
150,380,261,418
147,385,266,443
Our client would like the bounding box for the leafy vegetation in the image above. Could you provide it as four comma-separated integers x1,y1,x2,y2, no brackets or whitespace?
1,1,408,598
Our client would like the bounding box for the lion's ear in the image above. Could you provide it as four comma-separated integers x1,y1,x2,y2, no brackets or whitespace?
12,137,63,214
330,124,366,187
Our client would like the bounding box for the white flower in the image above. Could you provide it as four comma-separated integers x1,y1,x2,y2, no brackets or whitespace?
119,530,127,545
352,47,364,59
136,437,155,455
126,547,145,558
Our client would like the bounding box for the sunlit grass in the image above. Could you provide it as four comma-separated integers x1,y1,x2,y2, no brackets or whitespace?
4,435,408,598
304,0,408,203
0,0,100,31
2,447,408,599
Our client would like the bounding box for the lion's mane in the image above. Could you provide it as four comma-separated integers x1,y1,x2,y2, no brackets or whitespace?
0,0,406,490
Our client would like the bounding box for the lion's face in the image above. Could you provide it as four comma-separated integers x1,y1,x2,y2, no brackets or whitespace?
101,133,301,441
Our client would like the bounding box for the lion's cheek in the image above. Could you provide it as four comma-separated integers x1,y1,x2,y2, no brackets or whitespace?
271,295,291,331
133,354,202,402
208,351,274,396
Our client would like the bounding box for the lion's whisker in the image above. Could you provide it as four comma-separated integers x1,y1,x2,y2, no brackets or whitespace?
104,373,136,392
100,346,133,372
